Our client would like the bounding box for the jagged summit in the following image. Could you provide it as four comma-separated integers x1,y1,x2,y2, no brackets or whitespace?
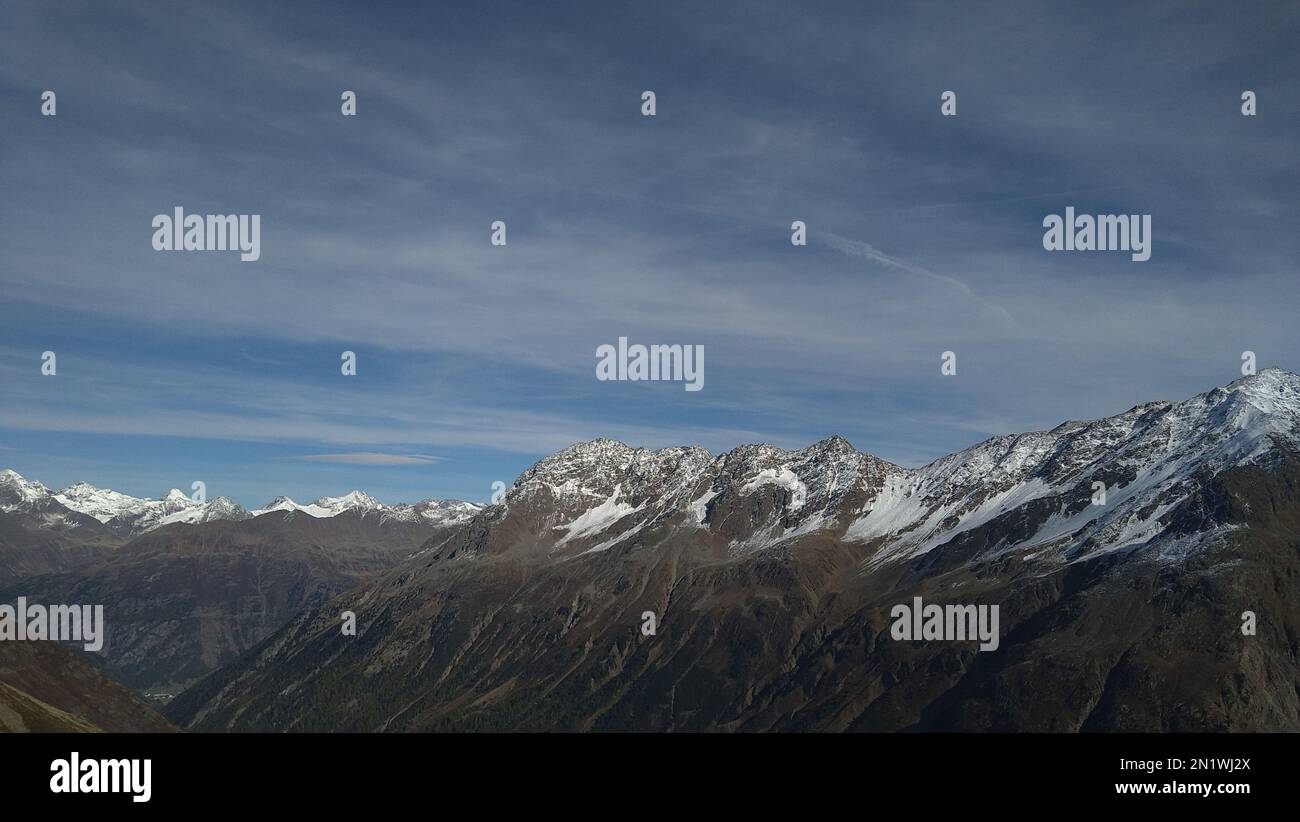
540,437,712,465
485,370,1300,563
1216,368,1300,417
1227,365,1298,388
805,434,857,453
528,434,895,484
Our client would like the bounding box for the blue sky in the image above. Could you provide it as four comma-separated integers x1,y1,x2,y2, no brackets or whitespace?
2,0,1298,507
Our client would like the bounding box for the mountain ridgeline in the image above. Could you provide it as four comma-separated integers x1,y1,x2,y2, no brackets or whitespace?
165,370,1300,731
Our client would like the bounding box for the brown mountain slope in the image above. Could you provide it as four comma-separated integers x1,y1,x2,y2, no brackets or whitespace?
0,640,172,732
0,506,123,588
0,682,101,732
2,509,460,693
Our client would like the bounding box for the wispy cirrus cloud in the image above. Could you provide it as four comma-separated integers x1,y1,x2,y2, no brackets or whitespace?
291,452,443,466
1,0,1297,506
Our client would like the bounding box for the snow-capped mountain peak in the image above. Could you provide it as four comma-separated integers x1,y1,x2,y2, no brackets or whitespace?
252,490,381,518
463,370,1300,568
845,368,1300,567
53,482,151,522
315,490,383,512
0,468,52,508
257,496,299,513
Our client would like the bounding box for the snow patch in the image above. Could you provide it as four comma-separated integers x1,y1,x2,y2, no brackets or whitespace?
741,468,807,511
555,485,644,544
688,488,718,526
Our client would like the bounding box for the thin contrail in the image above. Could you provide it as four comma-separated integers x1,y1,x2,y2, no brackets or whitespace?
818,230,1019,328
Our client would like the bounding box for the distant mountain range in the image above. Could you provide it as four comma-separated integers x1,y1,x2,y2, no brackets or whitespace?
0,471,482,538
0,476,483,697
253,491,481,525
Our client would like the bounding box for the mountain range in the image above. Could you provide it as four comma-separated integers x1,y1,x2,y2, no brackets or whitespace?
161,369,1300,731
3,371,1297,731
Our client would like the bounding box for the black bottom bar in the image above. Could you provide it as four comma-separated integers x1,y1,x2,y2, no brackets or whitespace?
1,732,1285,810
